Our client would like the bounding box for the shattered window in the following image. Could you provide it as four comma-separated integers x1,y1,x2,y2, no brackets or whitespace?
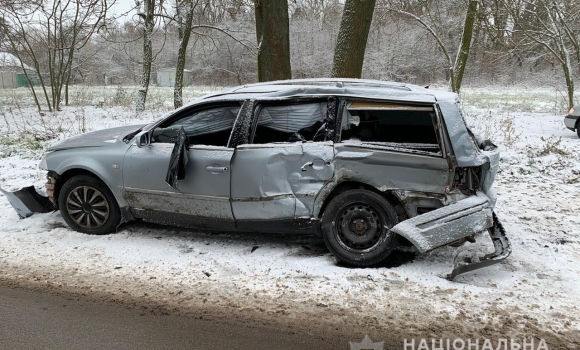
165,105,241,146
339,101,441,154
252,102,327,143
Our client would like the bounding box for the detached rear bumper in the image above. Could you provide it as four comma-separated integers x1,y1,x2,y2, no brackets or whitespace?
391,192,493,253
390,192,511,279
446,212,511,280
0,186,55,218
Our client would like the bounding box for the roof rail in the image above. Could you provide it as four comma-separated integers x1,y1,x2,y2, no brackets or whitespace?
238,78,411,90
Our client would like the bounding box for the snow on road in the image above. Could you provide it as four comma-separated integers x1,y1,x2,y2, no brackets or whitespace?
0,88,579,345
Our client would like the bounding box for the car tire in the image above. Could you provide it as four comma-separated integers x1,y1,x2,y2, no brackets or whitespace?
321,189,399,266
577,127,580,138
58,175,121,235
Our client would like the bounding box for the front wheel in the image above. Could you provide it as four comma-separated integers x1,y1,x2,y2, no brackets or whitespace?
58,175,121,235
321,189,399,266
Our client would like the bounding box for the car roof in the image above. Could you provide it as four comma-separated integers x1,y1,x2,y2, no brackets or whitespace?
189,78,458,107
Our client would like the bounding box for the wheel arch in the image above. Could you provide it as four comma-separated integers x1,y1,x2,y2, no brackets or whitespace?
53,168,113,210
314,180,408,223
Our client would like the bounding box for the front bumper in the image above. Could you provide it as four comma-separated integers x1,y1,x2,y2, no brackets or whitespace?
0,186,55,218
564,115,578,131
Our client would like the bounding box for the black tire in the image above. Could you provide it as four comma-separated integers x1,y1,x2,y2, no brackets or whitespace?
58,175,121,235
321,189,399,266
576,127,580,138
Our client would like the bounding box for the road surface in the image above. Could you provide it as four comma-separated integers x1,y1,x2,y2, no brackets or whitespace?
0,283,352,350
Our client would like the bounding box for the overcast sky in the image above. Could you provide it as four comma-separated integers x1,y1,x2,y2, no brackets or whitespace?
111,0,137,20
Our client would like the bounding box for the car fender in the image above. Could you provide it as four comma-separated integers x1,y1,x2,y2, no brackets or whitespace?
47,147,129,208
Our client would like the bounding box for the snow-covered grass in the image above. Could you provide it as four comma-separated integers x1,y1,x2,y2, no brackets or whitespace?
0,86,579,345
0,85,222,109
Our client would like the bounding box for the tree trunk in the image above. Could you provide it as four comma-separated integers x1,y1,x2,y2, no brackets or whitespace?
174,1,195,109
563,60,574,109
136,0,155,112
332,0,376,79
254,0,292,82
452,0,478,93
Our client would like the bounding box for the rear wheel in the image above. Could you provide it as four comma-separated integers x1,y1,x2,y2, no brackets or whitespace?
58,175,121,235
321,189,399,266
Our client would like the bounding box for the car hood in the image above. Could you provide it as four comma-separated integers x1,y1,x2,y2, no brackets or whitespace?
47,125,144,151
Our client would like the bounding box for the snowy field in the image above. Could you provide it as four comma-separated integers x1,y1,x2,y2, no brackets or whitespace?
0,86,579,346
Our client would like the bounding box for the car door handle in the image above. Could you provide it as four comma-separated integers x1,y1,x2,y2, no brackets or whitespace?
206,165,228,174
301,159,331,171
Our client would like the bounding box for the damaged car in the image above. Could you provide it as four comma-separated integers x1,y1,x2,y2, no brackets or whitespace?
1,79,511,279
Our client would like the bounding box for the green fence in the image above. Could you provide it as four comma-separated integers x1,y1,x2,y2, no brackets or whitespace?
16,73,50,87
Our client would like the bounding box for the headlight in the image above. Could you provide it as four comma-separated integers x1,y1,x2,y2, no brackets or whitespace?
569,107,575,115
38,153,48,170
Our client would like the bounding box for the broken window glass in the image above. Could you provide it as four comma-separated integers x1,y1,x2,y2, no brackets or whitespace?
252,102,327,144
160,105,241,146
339,101,441,155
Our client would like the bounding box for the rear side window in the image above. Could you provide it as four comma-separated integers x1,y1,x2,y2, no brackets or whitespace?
339,101,441,154
252,102,327,144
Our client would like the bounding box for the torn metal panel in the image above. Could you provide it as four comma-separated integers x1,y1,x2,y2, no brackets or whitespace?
293,142,334,217
333,143,449,194
231,141,334,220
231,144,302,220
437,100,484,167
391,190,447,218
340,140,442,157
0,186,54,218
480,148,500,194
228,100,256,147
324,97,340,141
447,212,511,280
391,192,494,253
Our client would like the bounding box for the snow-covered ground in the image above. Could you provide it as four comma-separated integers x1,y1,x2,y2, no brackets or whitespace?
0,86,579,346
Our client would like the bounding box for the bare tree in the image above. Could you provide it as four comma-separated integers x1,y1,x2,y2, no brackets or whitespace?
452,0,478,93
0,0,114,112
384,0,478,93
135,0,156,112
332,0,376,78
254,0,292,82
505,0,578,108
172,1,257,108
173,0,198,108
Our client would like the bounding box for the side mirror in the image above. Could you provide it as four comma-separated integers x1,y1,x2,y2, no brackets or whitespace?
152,125,182,143
136,130,151,147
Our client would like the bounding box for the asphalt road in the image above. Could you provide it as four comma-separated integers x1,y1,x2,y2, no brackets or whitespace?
0,284,348,350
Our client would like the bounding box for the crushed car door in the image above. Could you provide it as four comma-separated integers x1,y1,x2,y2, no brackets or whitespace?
122,103,243,226
230,98,336,221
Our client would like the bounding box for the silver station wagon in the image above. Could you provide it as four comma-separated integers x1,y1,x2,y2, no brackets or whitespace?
3,79,511,279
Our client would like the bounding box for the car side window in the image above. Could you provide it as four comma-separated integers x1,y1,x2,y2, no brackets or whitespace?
251,102,327,144
161,105,241,147
339,101,441,155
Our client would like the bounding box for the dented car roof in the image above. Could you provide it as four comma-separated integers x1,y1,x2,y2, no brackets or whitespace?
195,78,458,105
